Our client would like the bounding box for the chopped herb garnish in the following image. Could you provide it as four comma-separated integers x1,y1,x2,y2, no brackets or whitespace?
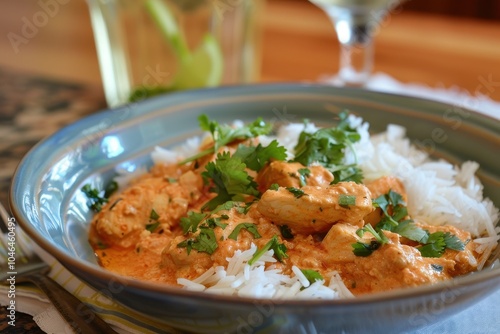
248,235,288,265
145,222,160,232
180,211,207,234
418,231,465,258
81,184,109,212
292,111,363,183
369,189,465,258
279,225,294,239
297,168,311,186
270,183,280,191
339,194,356,209
149,209,160,221
180,115,272,164
352,224,388,257
177,227,218,255
233,140,287,172
352,240,381,257
104,181,118,198
286,187,306,199
205,217,228,230
300,269,323,286
356,224,388,244
392,220,428,243
373,189,406,228
201,152,260,210
228,223,261,240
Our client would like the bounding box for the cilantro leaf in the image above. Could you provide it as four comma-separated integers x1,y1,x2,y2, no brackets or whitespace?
297,168,311,186
373,189,407,228
418,232,447,258
81,180,118,212
146,209,161,232
300,269,324,286
352,224,388,257
205,217,228,230
356,224,388,244
352,240,381,257
180,115,272,164
180,211,207,234
228,223,261,240
292,111,363,183
269,183,280,191
149,209,160,221
286,187,306,199
177,227,218,255
330,165,364,184
392,220,428,243
201,152,260,210
145,222,160,232
339,194,356,209
443,232,466,251
233,140,287,172
418,231,465,258
248,235,288,265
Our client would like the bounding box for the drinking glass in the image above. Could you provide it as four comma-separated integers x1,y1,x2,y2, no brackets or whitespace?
86,0,264,107
309,0,403,86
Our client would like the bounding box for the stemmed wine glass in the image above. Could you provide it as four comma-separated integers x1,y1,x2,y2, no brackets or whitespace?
309,0,404,86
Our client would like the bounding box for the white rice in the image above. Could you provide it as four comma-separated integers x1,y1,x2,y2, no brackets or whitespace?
121,115,500,299
177,244,354,299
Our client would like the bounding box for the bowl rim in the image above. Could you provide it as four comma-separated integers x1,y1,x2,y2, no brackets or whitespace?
9,83,500,308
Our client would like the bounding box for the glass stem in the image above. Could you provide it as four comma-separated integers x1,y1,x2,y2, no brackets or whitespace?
323,6,378,86
338,36,373,86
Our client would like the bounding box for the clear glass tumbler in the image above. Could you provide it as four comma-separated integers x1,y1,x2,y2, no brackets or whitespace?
86,0,264,107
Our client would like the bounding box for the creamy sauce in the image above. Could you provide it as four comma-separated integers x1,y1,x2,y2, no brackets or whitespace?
89,148,479,296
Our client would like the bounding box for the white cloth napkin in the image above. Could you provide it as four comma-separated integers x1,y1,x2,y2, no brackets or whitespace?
1,73,499,333
0,231,178,333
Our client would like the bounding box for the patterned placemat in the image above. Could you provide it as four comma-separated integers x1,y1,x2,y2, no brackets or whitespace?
0,67,106,209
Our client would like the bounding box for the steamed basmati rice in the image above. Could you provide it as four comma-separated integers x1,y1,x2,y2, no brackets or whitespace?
120,115,499,299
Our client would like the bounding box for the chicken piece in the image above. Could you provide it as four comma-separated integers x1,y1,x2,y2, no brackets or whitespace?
365,176,407,201
322,224,457,295
364,176,407,226
92,170,203,248
256,182,373,235
256,161,334,192
321,223,361,263
415,222,478,276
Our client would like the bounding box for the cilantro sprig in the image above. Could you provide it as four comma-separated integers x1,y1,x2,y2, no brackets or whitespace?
248,235,288,265
232,140,287,172
180,115,272,164
352,189,466,258
81,180,118,212
201,152,260,211
352,224,389,257
292,111,363,184
228,223,261,240
300,269,324,288
146,209,161,232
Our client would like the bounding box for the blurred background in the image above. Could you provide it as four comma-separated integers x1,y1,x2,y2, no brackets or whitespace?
0,0,500,100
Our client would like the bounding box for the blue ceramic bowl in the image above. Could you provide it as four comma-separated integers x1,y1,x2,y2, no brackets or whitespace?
11,84,500,333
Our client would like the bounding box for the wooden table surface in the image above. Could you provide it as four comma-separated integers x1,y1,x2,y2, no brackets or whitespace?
0,0,500,101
